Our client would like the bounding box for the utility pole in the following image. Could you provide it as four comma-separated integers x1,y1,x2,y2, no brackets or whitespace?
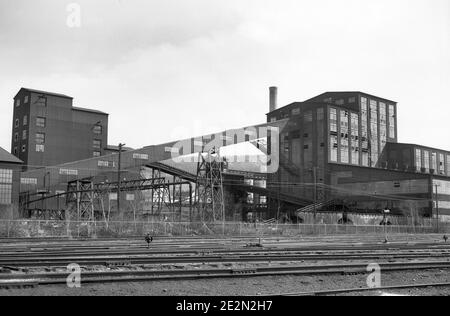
117,143,125,219
435,183,440,233
313,166,317,223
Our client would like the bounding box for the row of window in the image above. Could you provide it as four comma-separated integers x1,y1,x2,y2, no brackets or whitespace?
14,116,46,129
15,96,29,107
329,98,396,167
415,149,450,176
14,144,45,155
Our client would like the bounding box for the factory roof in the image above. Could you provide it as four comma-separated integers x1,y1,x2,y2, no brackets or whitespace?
15,88,73,99
0,147,23,164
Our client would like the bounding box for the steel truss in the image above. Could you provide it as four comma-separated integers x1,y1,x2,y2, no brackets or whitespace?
195,149,226,222
22,176,192,221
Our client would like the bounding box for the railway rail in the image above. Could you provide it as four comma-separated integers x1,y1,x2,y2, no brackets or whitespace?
275,282,450,296
0,249,450,268
1,261,450,287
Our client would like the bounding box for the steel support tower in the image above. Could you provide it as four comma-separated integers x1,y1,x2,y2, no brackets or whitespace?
195,149,226,222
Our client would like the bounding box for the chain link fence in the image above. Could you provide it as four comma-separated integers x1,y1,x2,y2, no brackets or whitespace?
0,219,448,238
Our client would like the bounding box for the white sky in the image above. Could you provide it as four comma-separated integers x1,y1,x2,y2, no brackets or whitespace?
0,0,449,151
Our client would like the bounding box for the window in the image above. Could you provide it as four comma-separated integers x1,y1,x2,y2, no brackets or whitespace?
24,96,29,103
0,184,12,204
415,149,422,172
424,151,430,172
22,130,27,140
447,155,450,177
291,108,301,116
431,152,437,172
133,153,149,160
348,97,356,103
330,135,338,162
0,169,13,184
22,145,26,152
14,133,18,142
23,115,28,126
13,147,17,155
388,105,396,138
361,98,369,166
15,119,19,128
340,110,349,164
59,169,78,176
98,160,115,168
304,110,313,122
93,125,102,134
439,153,445,175
329,108,337,133
93,151,101,157
351,113,359,165
270,117,277,123
36,117,46,128
36,144,45,152
93,139,101,149
379,102,387,153
21,178,37,185
0,169,13,206
335,99,344,105
36,133,45,144
369,100,379,167
15,99,20,107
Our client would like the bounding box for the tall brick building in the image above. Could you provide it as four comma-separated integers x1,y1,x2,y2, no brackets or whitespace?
11,88,108,170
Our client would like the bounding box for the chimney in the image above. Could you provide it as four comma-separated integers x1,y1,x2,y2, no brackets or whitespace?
269,86,278,112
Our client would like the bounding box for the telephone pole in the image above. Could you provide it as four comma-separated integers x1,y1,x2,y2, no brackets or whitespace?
313,166,317,223
435,183,440,233
117,143,125,219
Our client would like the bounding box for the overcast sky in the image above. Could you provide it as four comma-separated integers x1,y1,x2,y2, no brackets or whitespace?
0,0,449,152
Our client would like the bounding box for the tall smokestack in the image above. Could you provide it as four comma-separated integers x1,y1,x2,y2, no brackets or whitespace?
269,86,278,112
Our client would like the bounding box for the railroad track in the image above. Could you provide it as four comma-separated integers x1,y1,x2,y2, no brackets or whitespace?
1,241,450,267
1,239,449,254
275,282,450,296
0,261,449,288
1,250,450,268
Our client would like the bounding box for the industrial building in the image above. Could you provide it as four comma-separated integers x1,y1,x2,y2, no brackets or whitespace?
266,90,450,222
8,87,450,224
0,147,23,219
11,88,109,170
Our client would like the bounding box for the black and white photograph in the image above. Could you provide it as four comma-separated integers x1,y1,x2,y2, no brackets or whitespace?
0,0,449,302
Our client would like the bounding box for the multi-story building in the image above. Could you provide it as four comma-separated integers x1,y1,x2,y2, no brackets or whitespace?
11,88,108,170
0,146,22,219
267,90,450,221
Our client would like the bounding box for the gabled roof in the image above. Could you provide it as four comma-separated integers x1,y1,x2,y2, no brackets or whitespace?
15,88,73,99
0,147,23,164
72,107,109,115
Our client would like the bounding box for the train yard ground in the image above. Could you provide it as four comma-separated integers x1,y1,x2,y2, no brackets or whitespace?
0,234,449,296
